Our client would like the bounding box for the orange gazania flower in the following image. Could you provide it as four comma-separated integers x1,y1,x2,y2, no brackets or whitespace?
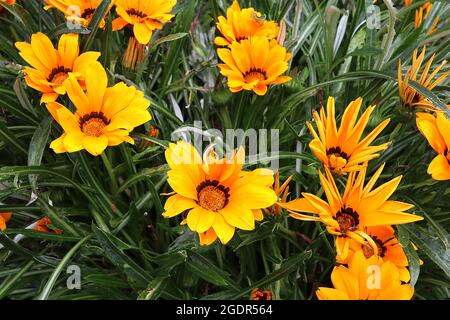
112,0,177,45
15,32,100,104
250,288,272,300
46,62,151,156
217,36,292,95
33,217,62,234
414,2,438,34
43,0,111,28
283,164,423,261
306,97,390,174
0,0,15,9
416,112,450,180
163,141,277,245
0,212,12,231
264,172,292,216
215,0,279,47
316,251,414,300
398,47,449,112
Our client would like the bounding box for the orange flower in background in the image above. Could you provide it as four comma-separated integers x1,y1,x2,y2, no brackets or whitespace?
284,164,423,261
416,112,450,181
414,3,438,34
112,0,177,45
316,251,414,300
0,0,15,10
46,62,151,156
163,141,277,245
250,288,272,300
33,217,62,234
15,32,100,104
0,212,12,231
398,47,449,112
215,0,279,47
217,36,291,95
43,0,111,28
306,97,390,175
336,226,412,282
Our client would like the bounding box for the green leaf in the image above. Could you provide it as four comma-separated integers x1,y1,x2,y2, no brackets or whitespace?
83,0,113,51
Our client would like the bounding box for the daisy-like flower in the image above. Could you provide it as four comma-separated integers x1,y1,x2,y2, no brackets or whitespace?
316,251,414,300
264,172,292,216
283,164,423,261
0,212,12,231
217,36,292,95
33,217,62,234
336,226,411,282
398,47,449,112
43,0,111,28
15,32,100,104
416,112,450,180
306,97,390,175
162,141,277,245
112,0,177,45
214,0,279,47
46,62,151,156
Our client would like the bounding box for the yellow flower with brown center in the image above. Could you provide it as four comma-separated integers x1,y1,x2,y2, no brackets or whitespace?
398,47,449,112
306,97,391,174
163,141,277,244
217,36,292,95
416,112,450,180
0,212,12,231
112,0,177,45
316,251,414,300
43,0,111,28
336,226,412,282
214,0,279,47
15,32,100,104
283,164,423,261
46,62,151,156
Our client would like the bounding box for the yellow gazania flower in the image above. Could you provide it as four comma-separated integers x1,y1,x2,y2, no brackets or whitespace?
112,0,177,45
316,251,414,300
264,172,292,216
306,97,390,174
0,212,12,231
283,164,423,261
163,141,277,244
46,62,151,156
214,0,279,47
217,36,292,95
336,226,411,282
416,112,450,180
398,47,449,112
42,0,111,28
15,32,100,104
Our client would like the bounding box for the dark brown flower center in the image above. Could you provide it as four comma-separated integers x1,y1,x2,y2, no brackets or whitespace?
81,8,95,19
126,8,147,19
79,112,110,137
335,207,359,233
47,66,71,84
362,236,387,258
326,146,349,160
196,180,230,211
244,68,267,82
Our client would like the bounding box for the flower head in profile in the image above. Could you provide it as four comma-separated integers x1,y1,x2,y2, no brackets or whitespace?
264,172,292,216
163,141,277,245
306,97,390,174
336,226,412,282
217,36,291,95
416,112,450,180
283,164,423,261
112,0,177,44
46,62,151,156
0,212,12,231
398,47,449,112
43,0,111,28
215,0,279,47
15,33,100,104
33,217,62,234
316,251,414,300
